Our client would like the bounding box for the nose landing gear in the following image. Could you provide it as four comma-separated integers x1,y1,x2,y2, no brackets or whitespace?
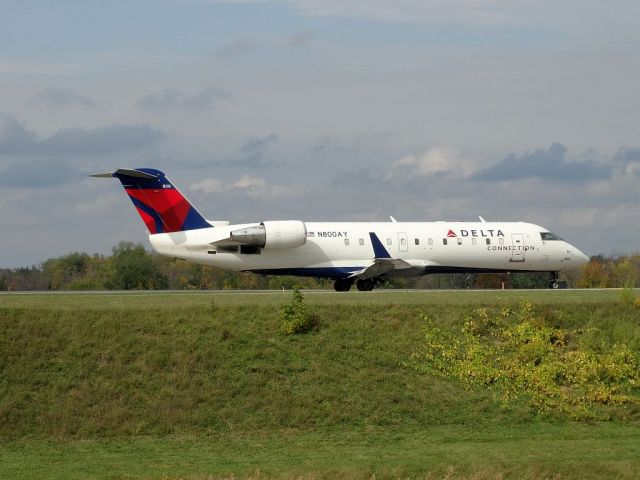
548,272,568,289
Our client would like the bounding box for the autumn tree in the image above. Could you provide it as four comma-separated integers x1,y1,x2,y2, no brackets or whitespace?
576,258,610,288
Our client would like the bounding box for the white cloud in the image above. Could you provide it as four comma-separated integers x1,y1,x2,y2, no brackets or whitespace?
386,146,475,180
232,175,266,190
190,175,293,199
190,177,225,194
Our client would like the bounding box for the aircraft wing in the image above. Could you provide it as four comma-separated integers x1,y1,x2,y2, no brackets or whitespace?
349,257,416,279
348,232,423,279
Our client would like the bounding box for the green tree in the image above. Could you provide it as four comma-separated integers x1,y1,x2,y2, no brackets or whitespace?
106,242,168,290
42,252,94,289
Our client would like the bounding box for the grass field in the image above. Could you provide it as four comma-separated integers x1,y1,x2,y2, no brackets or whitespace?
1,289,639,479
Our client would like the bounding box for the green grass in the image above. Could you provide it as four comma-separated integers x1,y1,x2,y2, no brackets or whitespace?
3,424,640,480
0,287,631,309
1,290,639,479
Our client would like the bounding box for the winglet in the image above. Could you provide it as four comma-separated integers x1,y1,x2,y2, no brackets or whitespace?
369,232,391,259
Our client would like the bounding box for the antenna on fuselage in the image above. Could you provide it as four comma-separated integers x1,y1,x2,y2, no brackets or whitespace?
389,216,398,223
479,216,487,222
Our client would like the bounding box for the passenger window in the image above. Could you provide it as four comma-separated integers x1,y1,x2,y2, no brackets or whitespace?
344,238,350,246
401,238,406,247
472,238,477,246
443,239,448,245
359,238,364,246
499,238,504,245
486,238,491,245
415,238,420,245
428,238,434,246
387,238,392,246
457,238,462,245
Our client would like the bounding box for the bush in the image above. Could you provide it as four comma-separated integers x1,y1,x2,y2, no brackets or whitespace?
410,300,640,419
279,287,317,335
619,287,637,306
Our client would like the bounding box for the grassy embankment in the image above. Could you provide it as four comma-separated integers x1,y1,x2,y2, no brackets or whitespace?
1,290,639,479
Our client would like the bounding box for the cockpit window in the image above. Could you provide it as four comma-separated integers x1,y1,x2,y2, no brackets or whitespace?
540,232,563,241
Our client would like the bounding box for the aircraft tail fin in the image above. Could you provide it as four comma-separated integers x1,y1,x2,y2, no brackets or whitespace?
92,168,210,234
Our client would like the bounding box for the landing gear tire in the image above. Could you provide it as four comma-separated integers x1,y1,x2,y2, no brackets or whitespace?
548,272,567,289
334,278,353,292
356,278,375,291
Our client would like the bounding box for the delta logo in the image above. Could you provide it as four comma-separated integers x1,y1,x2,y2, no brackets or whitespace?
447,228,505,238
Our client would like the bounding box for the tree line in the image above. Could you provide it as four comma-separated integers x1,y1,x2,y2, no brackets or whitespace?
0,242,638,291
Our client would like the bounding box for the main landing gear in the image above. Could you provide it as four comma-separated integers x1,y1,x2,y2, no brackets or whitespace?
356,278,375,291
334,278,353,292
548,271,568,289
333,278,376,292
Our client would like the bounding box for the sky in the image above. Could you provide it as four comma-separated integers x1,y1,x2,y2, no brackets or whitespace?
1,0,639,267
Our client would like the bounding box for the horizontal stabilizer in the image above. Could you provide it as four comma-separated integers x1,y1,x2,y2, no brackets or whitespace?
90,168,157,179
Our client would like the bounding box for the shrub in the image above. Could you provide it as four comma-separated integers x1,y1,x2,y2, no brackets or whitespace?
619,287,637,306
410,300,640,419
279,287,317,335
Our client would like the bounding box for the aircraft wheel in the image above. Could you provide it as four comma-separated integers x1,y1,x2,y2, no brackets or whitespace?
550,281,559,289
356,279,375,291
334,278,352,292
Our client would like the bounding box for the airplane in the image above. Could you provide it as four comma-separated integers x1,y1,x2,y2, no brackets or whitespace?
93,168,590,291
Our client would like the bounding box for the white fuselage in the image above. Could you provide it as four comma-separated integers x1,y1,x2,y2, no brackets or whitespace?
148,221,588,279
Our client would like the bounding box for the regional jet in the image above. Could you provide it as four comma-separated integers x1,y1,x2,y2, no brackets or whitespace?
93,168,589,291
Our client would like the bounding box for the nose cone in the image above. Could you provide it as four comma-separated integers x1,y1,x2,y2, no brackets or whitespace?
575,249,590,265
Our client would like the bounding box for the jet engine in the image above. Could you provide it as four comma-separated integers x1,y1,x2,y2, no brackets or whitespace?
230,220,307,249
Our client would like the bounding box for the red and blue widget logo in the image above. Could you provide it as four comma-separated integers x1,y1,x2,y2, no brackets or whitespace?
115,168,210,234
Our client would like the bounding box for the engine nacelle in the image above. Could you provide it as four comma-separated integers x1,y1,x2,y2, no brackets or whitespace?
230,220,307,249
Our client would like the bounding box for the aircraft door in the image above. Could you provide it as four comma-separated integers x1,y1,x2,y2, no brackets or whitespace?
398,232,408,252
511,234,525,262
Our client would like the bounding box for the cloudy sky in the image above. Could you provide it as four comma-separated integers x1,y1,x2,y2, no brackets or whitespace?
1,0,639,267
